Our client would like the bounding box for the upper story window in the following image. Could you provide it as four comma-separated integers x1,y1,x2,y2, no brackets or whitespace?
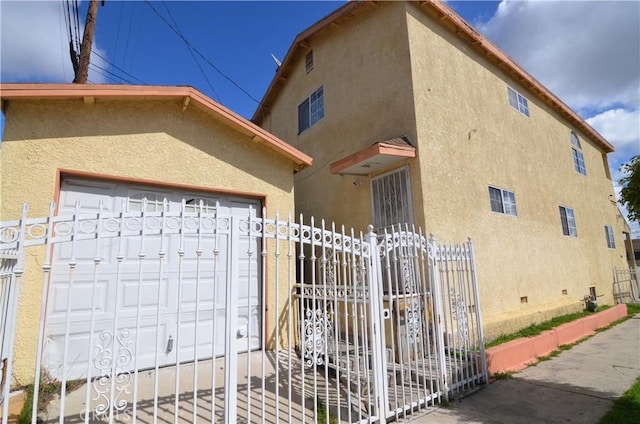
604,225,616,249
298,86,324,134
559,206,577,237
507,86,529,117
305,51,313,73
488,186,517,216
570,131,587,175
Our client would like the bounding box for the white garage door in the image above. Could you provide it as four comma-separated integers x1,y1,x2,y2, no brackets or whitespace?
46,178,261,379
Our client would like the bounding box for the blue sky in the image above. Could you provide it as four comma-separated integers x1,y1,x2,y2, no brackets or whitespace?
1,0,638,235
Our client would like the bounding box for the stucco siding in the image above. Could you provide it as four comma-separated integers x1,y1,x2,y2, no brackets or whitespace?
405,3,628,337
256,0,630,340
259,1,422,229
1,98,296,384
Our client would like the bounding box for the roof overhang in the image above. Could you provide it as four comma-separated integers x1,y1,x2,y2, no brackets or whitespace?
0,83,313,170
330,138,416,176
252,0,614,155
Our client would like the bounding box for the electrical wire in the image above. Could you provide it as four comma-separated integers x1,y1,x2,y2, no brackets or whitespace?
160,1,221,102
91,50,147,85
121,2,137,80
144,0,260,104
63,0,73,47
73,0,81,53
89,62,137,84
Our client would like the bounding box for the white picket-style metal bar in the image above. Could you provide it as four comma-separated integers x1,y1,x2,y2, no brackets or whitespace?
0,201,487,424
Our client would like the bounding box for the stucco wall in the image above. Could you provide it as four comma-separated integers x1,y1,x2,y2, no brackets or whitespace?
1,98,297,384
257,1,630,340
258,1,423,230
405,3,629,338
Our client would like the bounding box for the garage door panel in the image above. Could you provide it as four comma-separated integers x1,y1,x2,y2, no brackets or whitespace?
122,236,176,263
54,239,116,266
48,277,110,318
48,178,263,376
60,179,120,212
120,277,172,310
45,320,174,380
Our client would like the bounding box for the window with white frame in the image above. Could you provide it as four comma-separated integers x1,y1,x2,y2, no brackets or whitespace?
507,86,529,117
298,86,324,133
559,206,577,237
128,192,166,212
570,131,586,175
604,225,615,248
488,186,517,216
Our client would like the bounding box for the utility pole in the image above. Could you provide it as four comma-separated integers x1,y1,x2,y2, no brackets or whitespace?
73,0,100,84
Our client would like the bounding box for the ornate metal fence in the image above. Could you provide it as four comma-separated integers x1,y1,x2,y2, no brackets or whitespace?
1,202,486,424
613,267,639,304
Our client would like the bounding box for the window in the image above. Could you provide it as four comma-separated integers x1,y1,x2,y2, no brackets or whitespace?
488,186,517,216
570,131,586,175
604,225,616,248
507,86,529,117
371,166,413,230
298,86,324,133
128,192,166,212
184,197,218,214
305,51,313,73
559,206,577,237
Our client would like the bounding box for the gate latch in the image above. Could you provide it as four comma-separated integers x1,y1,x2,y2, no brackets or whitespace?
166,335,174,354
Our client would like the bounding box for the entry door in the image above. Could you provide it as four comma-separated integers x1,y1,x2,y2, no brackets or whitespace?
371,166,414,231
46,178,261,379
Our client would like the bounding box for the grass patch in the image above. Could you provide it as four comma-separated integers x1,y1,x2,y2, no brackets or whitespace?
309,397,338,424
599,375,640,424
492,371,513,380
18,371,84,424
486,306,611,348
534,344,575,364
626,303,640,316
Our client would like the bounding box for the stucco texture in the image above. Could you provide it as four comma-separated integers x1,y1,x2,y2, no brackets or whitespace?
1,98,297,385
256,1,630,340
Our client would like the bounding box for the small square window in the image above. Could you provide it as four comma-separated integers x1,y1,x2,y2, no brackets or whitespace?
488,186,517,216
305,51,313,73
559,206,577,237
604,225,615,249
507,86,529,117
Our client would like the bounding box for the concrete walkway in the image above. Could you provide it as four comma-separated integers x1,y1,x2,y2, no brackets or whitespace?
410,313,640,423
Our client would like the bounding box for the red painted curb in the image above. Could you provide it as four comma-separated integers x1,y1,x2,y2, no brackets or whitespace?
486,304,628,375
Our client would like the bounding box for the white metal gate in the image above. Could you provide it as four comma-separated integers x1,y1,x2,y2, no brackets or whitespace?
1,202,486,424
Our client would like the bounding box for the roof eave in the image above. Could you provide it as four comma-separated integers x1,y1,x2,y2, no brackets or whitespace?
252,0,614,154
0,83,313,169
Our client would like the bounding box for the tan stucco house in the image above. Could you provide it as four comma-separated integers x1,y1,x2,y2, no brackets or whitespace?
0,83,311,383
252,0,633,338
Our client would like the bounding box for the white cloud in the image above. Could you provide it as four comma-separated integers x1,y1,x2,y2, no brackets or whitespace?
1,1,108,83
478,0,640,113
587,108,640,163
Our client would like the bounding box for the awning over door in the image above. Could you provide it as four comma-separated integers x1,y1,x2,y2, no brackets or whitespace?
329,136,416,176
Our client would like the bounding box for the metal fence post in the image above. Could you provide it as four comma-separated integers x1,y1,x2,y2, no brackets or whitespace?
1,204,28,424
428,235,449,402
367,225,388,422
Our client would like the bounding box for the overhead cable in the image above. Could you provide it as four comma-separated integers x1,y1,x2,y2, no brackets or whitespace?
144,0,260,104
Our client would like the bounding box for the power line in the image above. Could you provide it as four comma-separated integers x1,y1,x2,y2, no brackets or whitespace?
89,62,136,85
144,0,260,104
160,1,221,102
73,0,81,53
91,49,146,85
